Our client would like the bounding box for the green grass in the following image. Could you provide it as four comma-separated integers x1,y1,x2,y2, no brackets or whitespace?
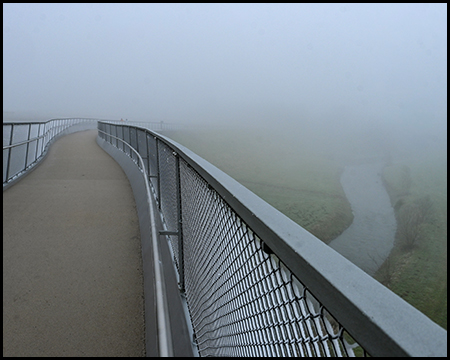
166,126,353,242
377,155,447,329
164,125,447,329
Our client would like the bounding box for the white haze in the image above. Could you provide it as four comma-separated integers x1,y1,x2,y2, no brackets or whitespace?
3,3,447,161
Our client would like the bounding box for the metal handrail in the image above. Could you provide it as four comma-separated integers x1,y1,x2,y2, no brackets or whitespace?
3,118,98,189
2,118,103,149
97,129,172,356
98,120,447,357
3,134,47,150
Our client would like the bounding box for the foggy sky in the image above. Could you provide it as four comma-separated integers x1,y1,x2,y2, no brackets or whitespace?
3,3,447,142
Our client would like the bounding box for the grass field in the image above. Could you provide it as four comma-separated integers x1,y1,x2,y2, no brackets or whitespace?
163,125,447,329
377,153,447,329
165,125,353,242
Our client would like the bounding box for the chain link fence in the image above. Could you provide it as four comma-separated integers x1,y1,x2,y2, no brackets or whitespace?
98,121,447,357
179,159,359,356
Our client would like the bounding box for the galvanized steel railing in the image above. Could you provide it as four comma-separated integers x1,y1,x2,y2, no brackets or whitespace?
97,121,447,357
3,118,98,189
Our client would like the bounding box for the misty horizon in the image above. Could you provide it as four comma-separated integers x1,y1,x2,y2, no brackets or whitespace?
3,3,447,153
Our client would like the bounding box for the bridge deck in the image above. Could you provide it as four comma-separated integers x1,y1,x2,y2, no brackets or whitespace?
3,130,145,356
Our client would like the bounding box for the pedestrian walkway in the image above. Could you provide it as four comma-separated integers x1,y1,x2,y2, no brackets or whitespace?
3,130,145,356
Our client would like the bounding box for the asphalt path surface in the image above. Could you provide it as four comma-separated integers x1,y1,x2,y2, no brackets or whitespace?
3,130,145,356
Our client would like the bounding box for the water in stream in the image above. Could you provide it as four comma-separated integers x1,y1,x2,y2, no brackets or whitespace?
329,161,397,276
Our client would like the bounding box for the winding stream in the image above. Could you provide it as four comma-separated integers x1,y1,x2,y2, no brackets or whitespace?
328,161,397,276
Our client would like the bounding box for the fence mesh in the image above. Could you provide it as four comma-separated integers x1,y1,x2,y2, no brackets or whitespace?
179,159,362,357
99,122,370,357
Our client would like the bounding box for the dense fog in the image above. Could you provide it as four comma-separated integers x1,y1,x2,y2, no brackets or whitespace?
3,3,447,161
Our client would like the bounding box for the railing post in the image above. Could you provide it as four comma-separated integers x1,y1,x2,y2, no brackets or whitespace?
35,124,41,163
24,124,32,170
174,153,184,292
146,132,151,180
135,126,140,166
135,127,139,161
156,138,161,210
5,124,14,182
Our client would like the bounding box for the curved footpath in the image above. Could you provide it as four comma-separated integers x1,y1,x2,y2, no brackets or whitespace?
3,130,145,356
